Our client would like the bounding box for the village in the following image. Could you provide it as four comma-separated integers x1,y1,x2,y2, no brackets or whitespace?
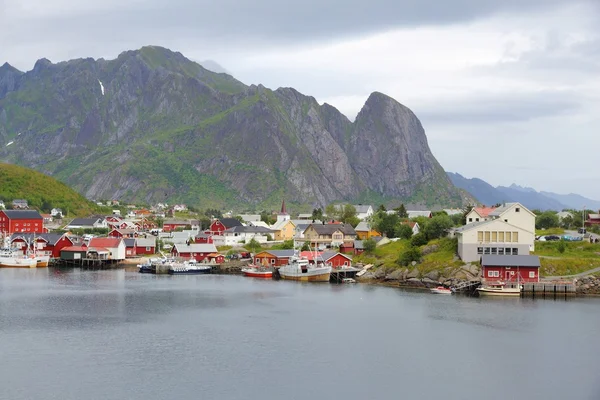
1,197,599,294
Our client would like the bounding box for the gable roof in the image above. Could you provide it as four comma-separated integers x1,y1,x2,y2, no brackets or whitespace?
306,223,356,236
322,251,352,262
136,237,156,247
173,243,218,253
271,219,295,230
407,210,432,218
2,210,43,220
489,202,534,217
123,238,136,247
89,238,123,248
67,218,102,226
481,255,540,268
163,219,190,225
10,233,70,246
355,221,372,232
472,207,496,218
258,250,295,258
354,240,364,250
354,205,373,214
224,225,274,234
219,218,244,229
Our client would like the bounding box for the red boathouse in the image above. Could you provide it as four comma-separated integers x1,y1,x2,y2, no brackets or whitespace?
480,254,540,283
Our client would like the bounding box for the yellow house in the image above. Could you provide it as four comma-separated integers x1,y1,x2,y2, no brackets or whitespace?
354,221,380,239
272,219,296,241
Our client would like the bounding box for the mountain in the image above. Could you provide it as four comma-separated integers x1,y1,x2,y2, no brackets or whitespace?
0,46,469,210
496,185,565,211
446,172,514,206
539,192,600,211
198,60,230,74
0,163,97,217
448,173,600,211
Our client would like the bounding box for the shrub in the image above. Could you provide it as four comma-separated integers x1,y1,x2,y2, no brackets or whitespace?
397,246,422,266
557,240,566,254
363,239,376,253
395,224,413,240
411,233,428,247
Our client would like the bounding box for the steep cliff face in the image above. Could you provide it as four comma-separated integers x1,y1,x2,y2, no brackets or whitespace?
0,46,468,208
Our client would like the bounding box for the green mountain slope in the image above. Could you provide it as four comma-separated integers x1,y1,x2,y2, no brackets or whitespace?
0,46,471,209
0,163,97,216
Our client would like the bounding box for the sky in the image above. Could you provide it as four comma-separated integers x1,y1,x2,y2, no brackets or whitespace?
1,0,599,198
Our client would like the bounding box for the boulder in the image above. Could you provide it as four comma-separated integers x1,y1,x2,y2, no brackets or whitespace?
406,277,424,287
422,278,439,287
372,268,388,280
425,270,440,281
406,268,420,279
462,264,480,276
422,244,439,255
385,269,405,281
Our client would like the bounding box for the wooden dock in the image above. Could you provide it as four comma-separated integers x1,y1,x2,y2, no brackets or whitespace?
330,267,361,283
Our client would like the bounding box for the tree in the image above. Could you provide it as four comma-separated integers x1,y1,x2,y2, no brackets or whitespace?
557,240,566,254
340,204,357,224
395,224,414,240
301,242,311,251
411,232,428,247
280,239,294,249
325,204,340,221
423,215,454,240
560,215,575,230
246,238,261,254
266,234,273,241
377,204,387,212
535,212,559,230
395,203,408,219
363,238,376,253
260,211,276,225
397,246,422,266
233,215,244,223
372,212,399,237
311,208,323,221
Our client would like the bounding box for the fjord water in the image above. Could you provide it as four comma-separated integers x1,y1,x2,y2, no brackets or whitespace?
1,269,599,400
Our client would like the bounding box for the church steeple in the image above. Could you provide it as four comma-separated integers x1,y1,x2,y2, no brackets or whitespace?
280,198,287,214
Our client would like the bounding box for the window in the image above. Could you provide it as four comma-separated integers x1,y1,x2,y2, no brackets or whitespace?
498,248,504,255
512,248,518,255
491,247,497,255
492,232,497,242
343,261,348,266
475,218,479,222
477,231,483,242
146,247,151,251
506,232,511,242
255,258,260,264
505,248,512,255
529,271,536,278
469,218,473,222
271,259,275,264
512,232,519,242
516,208,520,212
484,247,491,254
484,232,490,243
487,270,500,278
504,219,508,222
477,247,483,255
498,232,504,242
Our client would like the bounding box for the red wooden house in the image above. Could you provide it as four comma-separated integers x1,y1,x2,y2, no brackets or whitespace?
585,213,600,227
206,253,225,264
124,238,137,258
135,236,156,255
163,219,191,233
209,218,243,235
194,232,214,244
108,228,138,238
339,242,354,253
322,252,353,268
0,210,44,234
254,250,295,266
480,255,540,283
171,243,218,262
10,233,74,258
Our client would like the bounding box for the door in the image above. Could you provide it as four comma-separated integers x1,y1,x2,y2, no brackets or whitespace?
505,271,512,281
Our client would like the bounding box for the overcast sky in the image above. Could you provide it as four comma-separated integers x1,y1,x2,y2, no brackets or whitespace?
1,0,599,199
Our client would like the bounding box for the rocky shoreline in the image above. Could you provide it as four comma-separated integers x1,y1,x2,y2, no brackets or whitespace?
574,275,600,295
356,264,481,290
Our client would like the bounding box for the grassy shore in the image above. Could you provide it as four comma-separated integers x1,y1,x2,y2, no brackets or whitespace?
534,241,600,276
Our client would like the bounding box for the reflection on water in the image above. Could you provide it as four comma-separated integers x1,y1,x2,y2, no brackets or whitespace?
1,268,600,400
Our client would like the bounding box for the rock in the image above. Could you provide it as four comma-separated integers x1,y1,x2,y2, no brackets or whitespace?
422,278,439,287
406,278,424,287
425,270,440,281
406,268,420,279
385,269,405,281
422,244,439,255
462,264,480,276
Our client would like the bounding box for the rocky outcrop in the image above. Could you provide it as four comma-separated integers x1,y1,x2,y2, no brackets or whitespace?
359,264,481,289
575,275,600,295
0,46,470,208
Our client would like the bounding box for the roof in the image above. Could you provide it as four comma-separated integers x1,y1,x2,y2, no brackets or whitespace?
322,251,352,261
123,238,136,247
407,211,432,218
173,243,218,253
355,221,372,232
298,213,312,218
110,228,137,234
306,223,356,236
454,219,498,233
61,246,88,252
136,237,156,247
588,214,600,220
67,218,101,226
248,221,272,229
10,233,69,246
163,219,190,225
259,250,295,258
354,205,373,214
271,219,295,230
238,214,261,222
224,225,274,234
481,255,541,268
473,207,496,218
354,240,364,250
218,218,244,229
89,238,123,248
2,210,43,220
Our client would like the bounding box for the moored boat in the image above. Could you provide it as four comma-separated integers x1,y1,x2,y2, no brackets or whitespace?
241,265,273,279
476,282,521,297
278,253,331,282
35,254,50,267
0,248,37,268
168,260,211,275
430,286,452,295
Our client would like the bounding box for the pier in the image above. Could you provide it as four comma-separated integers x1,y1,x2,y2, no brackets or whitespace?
330,267,360,283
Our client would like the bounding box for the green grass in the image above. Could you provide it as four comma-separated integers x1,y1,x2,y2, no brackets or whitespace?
535,228,565,236
540,258,600,277
533,241,600,259
533,241,600,276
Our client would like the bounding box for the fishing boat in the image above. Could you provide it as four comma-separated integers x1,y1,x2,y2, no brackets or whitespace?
0,248,37,268
278,253,331,282
430,286,452,295
241,265,273,279
34,254,50,267
476,281,522,297
168,259,211,275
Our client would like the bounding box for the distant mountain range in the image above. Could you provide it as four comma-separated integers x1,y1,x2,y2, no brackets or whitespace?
447,172,600,211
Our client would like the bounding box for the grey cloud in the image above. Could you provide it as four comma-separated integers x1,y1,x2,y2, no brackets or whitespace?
417,91,582,124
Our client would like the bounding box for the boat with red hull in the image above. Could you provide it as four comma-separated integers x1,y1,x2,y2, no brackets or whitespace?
242,265,273,279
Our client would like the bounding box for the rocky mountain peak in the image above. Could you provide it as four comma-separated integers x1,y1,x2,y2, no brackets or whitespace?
32,58,53,72
0,62,23,99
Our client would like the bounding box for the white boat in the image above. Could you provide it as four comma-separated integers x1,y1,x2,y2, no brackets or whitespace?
241,265,273,279
342,278,356,284
476,282,522,297
430,286,452,295
278,253,331,282
0,248,37,268
168,259,212,275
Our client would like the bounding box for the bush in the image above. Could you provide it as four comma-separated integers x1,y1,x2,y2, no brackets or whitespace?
411,233,428,247
397,246,422,266
557,240,566,254
395,224,413,240
266,234,273,241
423,215,453,240
363,239,376,253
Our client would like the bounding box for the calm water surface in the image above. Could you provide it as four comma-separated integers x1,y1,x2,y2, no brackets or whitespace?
1,268,599,400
